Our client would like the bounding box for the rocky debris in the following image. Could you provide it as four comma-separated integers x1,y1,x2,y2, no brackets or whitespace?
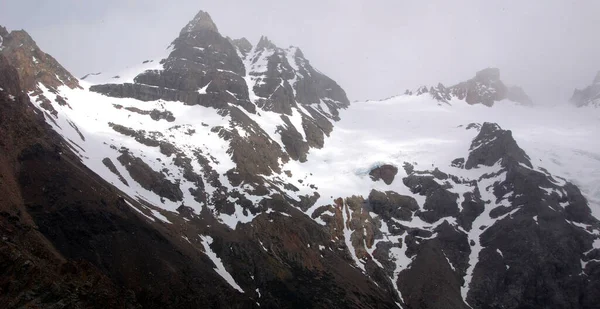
369,164,399,185
570,70,600,107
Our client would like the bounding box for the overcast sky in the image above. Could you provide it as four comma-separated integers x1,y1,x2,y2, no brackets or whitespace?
2,0,600,104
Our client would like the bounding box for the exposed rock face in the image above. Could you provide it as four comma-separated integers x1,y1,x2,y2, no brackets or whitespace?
0,55,250,308
117,151,184,202
180,10,219,34
87,11,349,190
0,53,398,309
5,8,600,309
313,122,600,309
452,68,507,106
369,190,419,221
570,70,600,107
369,164,399,185
406,68,533,106
465,122,531,169
0,26,79,92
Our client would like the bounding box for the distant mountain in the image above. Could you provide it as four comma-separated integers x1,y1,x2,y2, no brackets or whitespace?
405,68,533,106
570,71,600,107
1,9,599,309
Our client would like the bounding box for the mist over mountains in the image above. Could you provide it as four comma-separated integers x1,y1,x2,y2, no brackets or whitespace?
1,6,599,309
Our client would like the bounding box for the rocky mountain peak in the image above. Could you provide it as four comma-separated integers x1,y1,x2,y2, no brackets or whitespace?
407,67,532,106
85,10,349,191
0,27,79,93
293,46,305,58
179,10,219,35
230,37,252,56
466,122,531,169
256,35,277,51
3,11,600,308
474,67,501,83
569,70,600,107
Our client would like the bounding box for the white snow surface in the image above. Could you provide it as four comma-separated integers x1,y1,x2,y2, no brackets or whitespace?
200,235,244,293
81,46,172,85
25,56,600,307
282,96,600,219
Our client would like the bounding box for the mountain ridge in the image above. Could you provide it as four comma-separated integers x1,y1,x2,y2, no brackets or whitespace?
1,9,599,309
404,68,533,106
570,70,600,107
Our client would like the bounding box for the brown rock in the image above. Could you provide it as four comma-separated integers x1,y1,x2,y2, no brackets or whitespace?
369,164,399,185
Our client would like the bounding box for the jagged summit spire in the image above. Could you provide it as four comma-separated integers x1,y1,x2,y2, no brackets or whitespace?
256,36,277,51
180,10,219,35
231,37,252,56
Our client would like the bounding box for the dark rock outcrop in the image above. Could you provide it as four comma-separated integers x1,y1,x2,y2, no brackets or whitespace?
369,164,399,185
369,190,419,221
6,7,600,309
117,151,183,202
465,122,531,169
0,27,80,92
314,122,600,309
570,70,600,107
407,68,533,106
87,10,350,190
0,50,399,309
0,55,251,308
451,68,532,106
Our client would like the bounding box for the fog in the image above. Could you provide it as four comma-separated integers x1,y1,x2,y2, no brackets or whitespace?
2,0,599,104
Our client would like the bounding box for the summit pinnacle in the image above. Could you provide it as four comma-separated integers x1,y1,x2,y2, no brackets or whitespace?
180,10,219,35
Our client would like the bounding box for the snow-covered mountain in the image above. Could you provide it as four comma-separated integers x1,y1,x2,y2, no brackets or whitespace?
1,10,599,309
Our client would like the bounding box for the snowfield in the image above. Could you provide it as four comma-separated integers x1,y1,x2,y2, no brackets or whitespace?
286,95,600,219
29,75,600,308
30,81,600,224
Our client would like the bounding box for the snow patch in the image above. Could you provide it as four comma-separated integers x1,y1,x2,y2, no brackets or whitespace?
200,235,244,293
